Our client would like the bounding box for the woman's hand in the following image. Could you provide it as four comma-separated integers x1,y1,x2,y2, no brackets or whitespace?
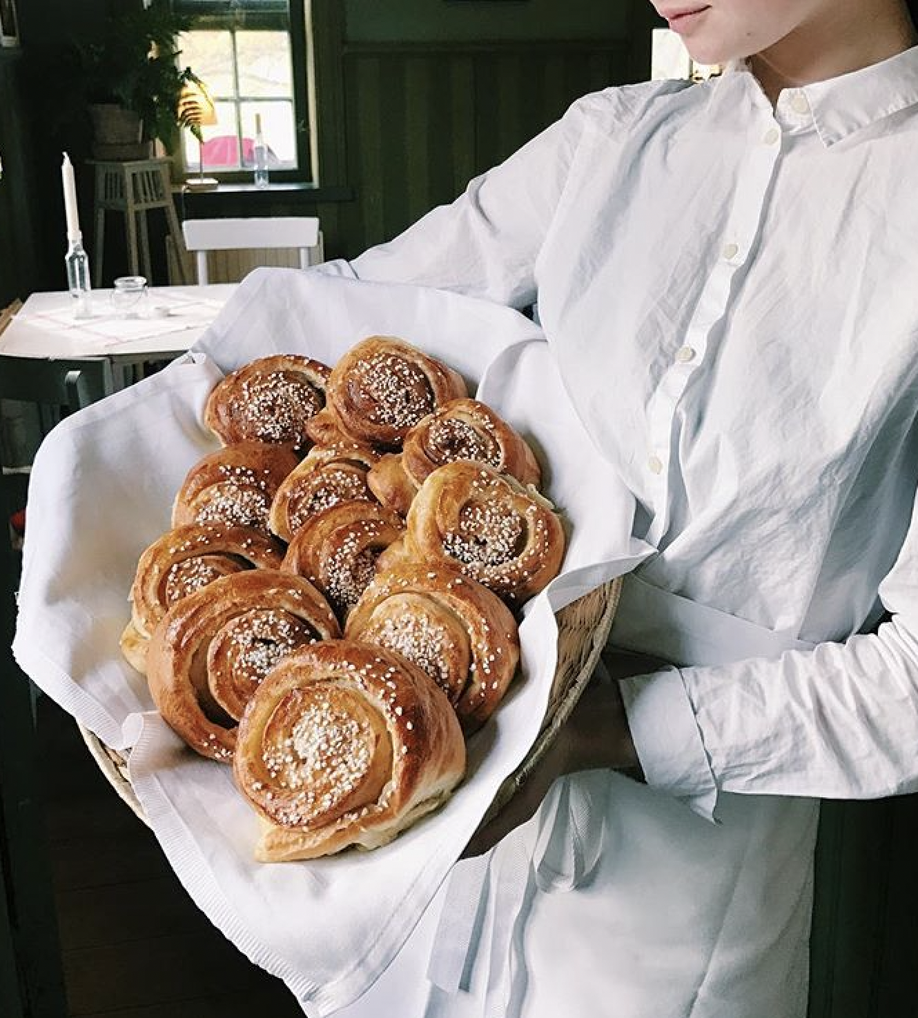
463,651,663,858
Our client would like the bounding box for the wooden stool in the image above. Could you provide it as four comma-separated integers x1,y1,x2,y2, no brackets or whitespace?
90,158,188,285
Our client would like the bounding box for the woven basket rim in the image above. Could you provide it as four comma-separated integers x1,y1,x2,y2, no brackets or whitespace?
77,721,149,827
79,575,624,834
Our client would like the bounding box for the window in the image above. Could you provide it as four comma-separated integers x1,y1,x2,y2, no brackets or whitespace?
174,0,312,180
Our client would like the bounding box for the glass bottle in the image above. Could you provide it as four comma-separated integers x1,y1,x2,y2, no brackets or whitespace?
253,113,269,188
65,233,92,319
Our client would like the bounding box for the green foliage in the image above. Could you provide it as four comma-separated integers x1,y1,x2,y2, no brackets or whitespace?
74,0,203,153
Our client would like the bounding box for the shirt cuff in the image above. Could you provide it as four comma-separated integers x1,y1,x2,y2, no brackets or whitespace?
619,668,719,822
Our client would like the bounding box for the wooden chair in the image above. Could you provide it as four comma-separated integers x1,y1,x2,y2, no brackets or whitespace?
0,353,113,423
0,350,113,557
181,215,324,284
0,353,113,469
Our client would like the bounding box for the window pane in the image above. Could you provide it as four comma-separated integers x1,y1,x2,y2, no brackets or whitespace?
177,30,234,97
204,101,246,169
236,31,292,97
240,101,296,168
183,100,245,171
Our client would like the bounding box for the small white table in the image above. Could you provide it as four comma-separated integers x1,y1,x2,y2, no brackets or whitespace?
0,284,235,390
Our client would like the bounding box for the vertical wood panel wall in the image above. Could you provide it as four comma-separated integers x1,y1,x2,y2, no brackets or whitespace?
336,40,631,256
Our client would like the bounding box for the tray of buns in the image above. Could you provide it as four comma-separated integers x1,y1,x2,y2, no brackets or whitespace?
13,268,649,1013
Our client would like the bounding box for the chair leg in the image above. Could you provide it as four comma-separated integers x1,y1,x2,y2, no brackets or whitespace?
138,211,153,283
164,202,189,284
94,207,106,285
195,250,210,285
125,210,141,277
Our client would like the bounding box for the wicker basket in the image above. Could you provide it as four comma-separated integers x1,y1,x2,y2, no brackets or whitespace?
77,575,623,831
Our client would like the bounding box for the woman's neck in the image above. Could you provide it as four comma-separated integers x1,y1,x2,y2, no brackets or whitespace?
749,2,917,104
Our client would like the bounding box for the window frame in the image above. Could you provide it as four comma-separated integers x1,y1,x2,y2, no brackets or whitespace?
176,0,312,184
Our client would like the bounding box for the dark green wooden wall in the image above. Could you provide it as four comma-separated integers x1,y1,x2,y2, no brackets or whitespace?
334,39,630,255
0,51,40,309
308,0,655,260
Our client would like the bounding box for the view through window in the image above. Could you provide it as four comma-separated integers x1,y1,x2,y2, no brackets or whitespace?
175,0,309,179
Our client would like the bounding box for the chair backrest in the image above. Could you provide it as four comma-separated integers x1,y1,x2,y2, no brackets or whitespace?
181,216,323,284
0,355,113,469
0,355,113,412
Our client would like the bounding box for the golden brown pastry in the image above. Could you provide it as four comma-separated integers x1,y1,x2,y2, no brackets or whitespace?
281,501,405,619
305,336,468,450
368,398,542,516
121,523,284,675
268,442,380,542
204,354,331,450
346,562,520,729
233,639,466,861
146,570,340,762
172,442,299,535
401,462,566,605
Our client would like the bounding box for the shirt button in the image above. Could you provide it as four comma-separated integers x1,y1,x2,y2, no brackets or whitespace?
722,242,739,260
790,92,809,115
763,126,780,145
648,455,664,475
675,346,696,363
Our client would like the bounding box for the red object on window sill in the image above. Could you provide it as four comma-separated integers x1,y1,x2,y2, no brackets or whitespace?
201,135,256,167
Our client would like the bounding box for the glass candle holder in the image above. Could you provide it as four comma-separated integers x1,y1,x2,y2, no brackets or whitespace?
65,236,92,319
111,275,149,318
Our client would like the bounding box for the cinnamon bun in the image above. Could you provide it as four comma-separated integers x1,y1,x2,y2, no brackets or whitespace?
403,462,565,604
268,442,379,542
121,523,284,674
172,442,299,535
368,398,542,515
204,354,331,450
281,501,404,619
234,639,466,860
346,562,520,728
146,570,340,762
305,336,467,450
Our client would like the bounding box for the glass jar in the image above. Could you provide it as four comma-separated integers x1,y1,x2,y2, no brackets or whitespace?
110,275,149,318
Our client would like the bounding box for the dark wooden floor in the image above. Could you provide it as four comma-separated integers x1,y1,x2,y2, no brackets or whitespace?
36,695,305,1018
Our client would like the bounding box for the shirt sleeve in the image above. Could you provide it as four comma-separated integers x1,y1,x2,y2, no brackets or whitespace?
314,96,593,308
620,481,918,819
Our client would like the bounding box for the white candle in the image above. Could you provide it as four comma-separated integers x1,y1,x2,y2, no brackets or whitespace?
61,152,81,241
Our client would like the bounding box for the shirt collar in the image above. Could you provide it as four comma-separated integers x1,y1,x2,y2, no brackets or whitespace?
722,45,918,147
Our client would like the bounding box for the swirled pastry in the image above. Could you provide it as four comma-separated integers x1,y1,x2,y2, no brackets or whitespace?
204,354,331,450
281,501,404,619
268,442,380,542
401,462,565,604
305,336,468,450
121,523,284,675
172,442,299,535
368,398,542,516
346,563,520,728
146,570,340,762
234,639,466,861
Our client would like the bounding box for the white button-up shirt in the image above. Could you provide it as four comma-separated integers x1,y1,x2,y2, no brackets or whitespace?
324,46,918,818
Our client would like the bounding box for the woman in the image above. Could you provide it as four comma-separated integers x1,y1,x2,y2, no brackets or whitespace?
323,2,918,1015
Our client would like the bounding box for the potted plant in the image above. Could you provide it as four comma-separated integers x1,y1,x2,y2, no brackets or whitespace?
73,0,203,159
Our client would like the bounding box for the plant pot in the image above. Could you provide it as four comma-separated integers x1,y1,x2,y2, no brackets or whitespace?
89,104,153,161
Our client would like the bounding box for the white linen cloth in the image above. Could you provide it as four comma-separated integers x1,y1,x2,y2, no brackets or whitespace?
12,269,650,1016
7,286,231,353
310,47,918,1017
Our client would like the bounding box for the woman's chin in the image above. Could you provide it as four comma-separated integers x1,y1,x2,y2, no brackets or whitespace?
682,41,734,66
